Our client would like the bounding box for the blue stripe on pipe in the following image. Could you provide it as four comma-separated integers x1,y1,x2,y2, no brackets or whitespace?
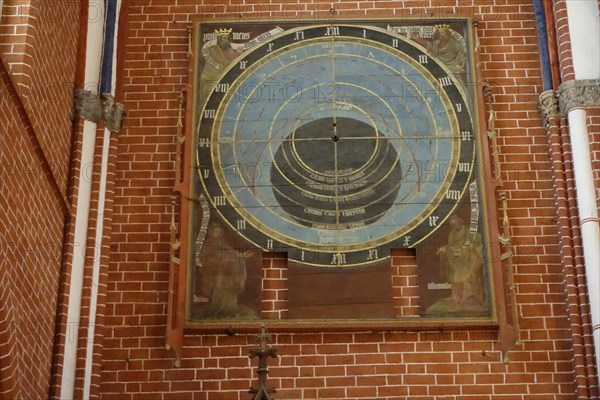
100,0,118,94
533,0,553,91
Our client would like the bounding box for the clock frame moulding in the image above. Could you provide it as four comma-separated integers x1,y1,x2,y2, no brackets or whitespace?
164,17,516,366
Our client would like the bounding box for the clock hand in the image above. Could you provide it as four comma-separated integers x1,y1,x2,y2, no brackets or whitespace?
330,25,338,141
329,25,342,263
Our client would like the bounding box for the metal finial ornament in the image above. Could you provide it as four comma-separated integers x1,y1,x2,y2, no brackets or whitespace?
249,325,277,400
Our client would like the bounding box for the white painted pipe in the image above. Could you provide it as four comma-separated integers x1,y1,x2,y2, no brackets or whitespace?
82,128,110,399
60,1,105,398
568,109,600,364
83,1,122,396
565,0,600,372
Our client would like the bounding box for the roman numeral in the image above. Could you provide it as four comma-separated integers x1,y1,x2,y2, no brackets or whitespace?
439,76,452,87
446,189,461,200
204,109,216,119
458,162,471,172
429,216,439,227
461,130,473,141
236,219,246,230
198,138,210,148
213,195,226,206
367,249,378,261
331,253,346,265
325,26,340,36
215,83,229,93
419,55,428,64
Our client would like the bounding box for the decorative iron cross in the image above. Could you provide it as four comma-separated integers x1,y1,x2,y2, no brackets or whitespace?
249,325,278,400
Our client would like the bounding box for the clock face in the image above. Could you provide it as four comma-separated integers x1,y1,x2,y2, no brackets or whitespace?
197,24,475,267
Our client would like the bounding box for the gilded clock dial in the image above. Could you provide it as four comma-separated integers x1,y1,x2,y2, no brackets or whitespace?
197,24,475,267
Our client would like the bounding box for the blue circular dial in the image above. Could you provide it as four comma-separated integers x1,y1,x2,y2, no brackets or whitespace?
197,25,475,267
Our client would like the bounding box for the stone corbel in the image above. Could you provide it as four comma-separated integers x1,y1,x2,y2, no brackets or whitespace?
74,88,124,131
538,90,560,127
557,79,600,118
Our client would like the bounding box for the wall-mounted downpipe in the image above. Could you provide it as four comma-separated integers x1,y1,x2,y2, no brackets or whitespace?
83,0,121,398
60,0,105,398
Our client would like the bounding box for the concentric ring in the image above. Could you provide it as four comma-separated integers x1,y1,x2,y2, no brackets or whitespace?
195,24,475,267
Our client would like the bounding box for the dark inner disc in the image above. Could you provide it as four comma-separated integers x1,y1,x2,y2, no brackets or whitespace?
271,117,402,229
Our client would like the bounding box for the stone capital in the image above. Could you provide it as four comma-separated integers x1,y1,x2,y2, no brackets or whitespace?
538,90,559,127
74,89,124,132
557,79,600,117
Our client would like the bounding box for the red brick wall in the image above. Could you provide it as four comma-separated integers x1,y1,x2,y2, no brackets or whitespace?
0,1,36,91
0,0,80,194
0,67,66,400
96,1,580,399
553,0,575,83
23,1,80,195
0,0,80,398
589,108,600,214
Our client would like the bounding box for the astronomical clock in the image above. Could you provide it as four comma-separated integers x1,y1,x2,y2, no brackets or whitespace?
183,19,503,325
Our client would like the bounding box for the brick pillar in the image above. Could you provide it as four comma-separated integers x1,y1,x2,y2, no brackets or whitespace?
261,253,288,320
391,249,420,318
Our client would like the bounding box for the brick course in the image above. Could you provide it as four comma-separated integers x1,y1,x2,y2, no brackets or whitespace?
0,0,80,195
0,62,67,400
